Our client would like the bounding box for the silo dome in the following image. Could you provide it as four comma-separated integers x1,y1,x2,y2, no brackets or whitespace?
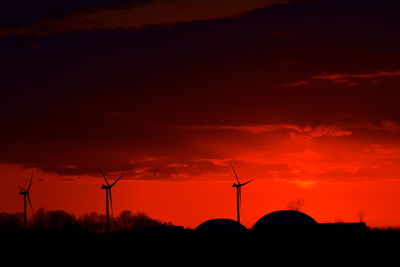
253,210,317,230
196,218,247,233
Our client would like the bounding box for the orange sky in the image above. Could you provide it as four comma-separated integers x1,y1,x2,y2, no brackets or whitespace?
2,0,400,229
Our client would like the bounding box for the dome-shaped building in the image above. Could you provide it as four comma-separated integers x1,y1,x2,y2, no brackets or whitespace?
196,218,247,233
253,210,317,230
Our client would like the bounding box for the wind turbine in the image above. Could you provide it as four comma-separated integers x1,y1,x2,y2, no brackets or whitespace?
98,169,123,233
18,173,34,230
230,163,252,224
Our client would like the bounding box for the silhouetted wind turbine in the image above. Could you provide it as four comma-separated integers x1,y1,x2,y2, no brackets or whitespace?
18,173,34,230
98,169,123,233
230,163,252,224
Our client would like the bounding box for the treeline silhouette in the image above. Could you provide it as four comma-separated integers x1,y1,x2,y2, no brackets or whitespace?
2,211,400,266
0,209,171,233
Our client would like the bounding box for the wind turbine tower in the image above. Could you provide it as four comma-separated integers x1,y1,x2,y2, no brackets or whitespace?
230,163,252,224
98,169,123,233
18,173,34,230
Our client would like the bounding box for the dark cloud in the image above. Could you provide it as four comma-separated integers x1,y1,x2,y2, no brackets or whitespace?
0,0,298,36
1,0,400,180
0,0,152,27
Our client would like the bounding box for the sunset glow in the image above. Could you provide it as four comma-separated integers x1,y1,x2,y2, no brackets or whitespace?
2,0,400,229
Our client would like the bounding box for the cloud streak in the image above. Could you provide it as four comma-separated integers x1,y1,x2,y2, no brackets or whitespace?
179,124,352,137
286,70,400,87
5,120,400,182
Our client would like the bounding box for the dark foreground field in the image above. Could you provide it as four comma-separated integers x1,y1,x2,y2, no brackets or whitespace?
1,225,400,266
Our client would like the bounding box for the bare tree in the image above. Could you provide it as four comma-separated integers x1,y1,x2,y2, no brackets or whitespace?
358,210,367,223
287,199,304,212
31,208,77,230
78,212,105,232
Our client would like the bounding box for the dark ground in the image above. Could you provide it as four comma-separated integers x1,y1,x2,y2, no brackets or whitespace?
1,225,400,266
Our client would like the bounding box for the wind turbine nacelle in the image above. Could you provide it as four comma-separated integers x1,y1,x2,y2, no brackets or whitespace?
101,185,108,189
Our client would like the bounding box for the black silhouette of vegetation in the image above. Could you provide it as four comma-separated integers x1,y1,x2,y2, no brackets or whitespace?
0,209,171,233
1,209,400,266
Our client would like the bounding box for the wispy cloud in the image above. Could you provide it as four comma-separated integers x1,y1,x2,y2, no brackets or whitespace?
350,120,400,133
180,123,352,137
285,70,400,87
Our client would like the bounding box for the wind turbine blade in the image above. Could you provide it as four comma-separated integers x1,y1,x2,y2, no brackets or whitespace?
229,163,240,184
27,194,34,214
109,188,113,217
110,174,123,187
18,185,26,191
27,173,33,192
98,168,110,186
241,179,253,186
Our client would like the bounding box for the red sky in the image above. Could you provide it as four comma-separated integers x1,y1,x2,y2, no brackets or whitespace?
1,0,400,228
